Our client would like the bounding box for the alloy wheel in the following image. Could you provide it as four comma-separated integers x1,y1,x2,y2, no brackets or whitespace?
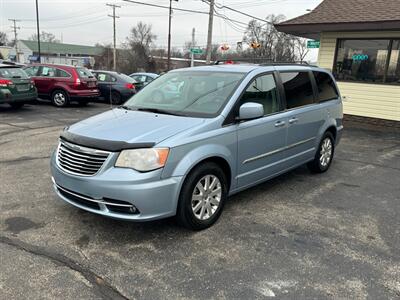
54,92,66,106
191,175,222,221
320,138,333,167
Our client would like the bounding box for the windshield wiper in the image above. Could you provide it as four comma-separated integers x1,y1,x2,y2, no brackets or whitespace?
136,108,183,116
118,105,133,110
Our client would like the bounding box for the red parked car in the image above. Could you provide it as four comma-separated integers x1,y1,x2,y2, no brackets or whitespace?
24,63,100,107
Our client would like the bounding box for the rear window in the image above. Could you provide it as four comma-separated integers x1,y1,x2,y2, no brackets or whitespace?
313,71,339,102
0,67,29,79
119,73,137,83
76,67,94,78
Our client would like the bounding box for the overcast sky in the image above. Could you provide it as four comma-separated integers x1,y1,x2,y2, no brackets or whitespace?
0,0,322,59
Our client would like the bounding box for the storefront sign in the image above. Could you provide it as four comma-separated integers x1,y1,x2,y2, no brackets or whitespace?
352,54,369,61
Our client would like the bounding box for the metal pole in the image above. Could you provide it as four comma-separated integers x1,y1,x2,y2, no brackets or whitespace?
190,28,195,67
167,0,173,71
206,0,215,64
107,3,120,71
9,19,20,62
35,0,41,62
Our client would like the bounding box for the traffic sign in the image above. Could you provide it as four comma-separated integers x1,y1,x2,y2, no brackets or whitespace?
307,40,320,49
190,48,203,54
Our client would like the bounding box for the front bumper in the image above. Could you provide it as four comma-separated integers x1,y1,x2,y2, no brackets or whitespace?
50,152,183,221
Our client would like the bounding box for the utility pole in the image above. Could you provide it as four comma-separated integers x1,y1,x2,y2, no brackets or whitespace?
167,0,179,71
206,0,215,64
106,3,120,71
35,0,41,62
190,28,195,67
9,19,21,62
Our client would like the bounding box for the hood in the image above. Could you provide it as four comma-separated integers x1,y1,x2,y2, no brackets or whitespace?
66,108,205,145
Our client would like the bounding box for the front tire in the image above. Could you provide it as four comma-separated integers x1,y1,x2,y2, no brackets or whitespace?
177,162,228,230
51,90,69,107
308,132,335,173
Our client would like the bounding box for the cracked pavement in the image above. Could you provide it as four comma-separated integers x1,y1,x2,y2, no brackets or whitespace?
0,102,399,299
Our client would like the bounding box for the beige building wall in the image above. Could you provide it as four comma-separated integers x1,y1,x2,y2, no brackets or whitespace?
318,31,400,121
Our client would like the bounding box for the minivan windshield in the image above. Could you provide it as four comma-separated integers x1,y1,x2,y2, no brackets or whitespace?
123,71,245,117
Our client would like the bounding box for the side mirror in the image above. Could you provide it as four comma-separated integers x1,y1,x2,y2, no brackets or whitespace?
238,102,264,120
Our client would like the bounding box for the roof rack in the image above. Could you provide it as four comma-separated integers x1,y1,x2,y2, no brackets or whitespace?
213,58,312,66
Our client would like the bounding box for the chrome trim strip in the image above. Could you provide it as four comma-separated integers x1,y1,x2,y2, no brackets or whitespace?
243,137,316,164
237,148,315,179
62,140,110,156
54,181,134,208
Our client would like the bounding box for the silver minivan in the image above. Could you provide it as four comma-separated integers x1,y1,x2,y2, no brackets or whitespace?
51,63,343,230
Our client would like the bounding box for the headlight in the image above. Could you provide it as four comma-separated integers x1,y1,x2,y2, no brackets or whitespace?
115,148,169,172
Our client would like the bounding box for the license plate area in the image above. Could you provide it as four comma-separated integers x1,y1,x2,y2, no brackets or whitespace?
87,82,95,88
16,84,29,92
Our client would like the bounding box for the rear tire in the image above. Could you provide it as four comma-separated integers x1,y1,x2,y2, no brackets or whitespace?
308,132,335,173
111,91,122,105
177,162,228,230
9,102,24,109
51,90,69,107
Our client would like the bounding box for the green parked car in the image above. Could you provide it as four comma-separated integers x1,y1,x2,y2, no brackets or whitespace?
0,63,37,108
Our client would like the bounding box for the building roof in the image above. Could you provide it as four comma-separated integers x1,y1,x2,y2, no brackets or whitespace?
275,0,400,38
20,40,104,56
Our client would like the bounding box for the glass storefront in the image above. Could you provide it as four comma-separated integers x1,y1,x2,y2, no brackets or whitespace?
333,39,400,85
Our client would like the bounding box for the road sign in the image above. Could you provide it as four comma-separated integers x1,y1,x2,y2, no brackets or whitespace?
190,48,203,55
307,40,320,49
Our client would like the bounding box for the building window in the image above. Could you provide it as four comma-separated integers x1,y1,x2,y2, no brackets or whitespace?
333,39,400,85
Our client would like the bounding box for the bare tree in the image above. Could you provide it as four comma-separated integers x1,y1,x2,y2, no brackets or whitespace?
0,32,8,46
29,31,60,43
242,14,308,62
125,22,157,73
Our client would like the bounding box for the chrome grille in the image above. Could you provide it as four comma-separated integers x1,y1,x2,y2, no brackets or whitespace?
56,140,110,176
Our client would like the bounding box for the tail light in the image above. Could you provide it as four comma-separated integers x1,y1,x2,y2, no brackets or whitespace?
74,77,81,86
125,83,135,89
0,79,12,87
30,80,35,88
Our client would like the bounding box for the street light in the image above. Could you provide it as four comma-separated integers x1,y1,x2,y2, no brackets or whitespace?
167,0,178,71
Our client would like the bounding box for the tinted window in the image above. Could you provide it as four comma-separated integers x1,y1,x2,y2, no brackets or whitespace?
240,74,280,115
76,67,94,78
281,72,315,109
333,39,400,85
56,68,70,77
0,67,29,79
24,66,40,76
40,66,56,77
95,73,112,82
313,71,339,102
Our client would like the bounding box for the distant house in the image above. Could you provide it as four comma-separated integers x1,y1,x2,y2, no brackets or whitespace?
275,0,400,121
9,40,104,67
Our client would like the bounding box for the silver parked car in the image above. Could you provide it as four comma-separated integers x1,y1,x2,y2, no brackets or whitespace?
51,63,343,230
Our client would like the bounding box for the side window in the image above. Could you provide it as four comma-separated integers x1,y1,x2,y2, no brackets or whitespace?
40,66,56,77
145,76,153,82
24,66,39,76
313,71,339,102
280,72,315,109
240,74,280,115
56,68,70,78
110,75,117,82
96,73,108,82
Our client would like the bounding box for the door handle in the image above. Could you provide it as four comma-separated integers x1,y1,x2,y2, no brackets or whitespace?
289,117,299,124
274,121,286,128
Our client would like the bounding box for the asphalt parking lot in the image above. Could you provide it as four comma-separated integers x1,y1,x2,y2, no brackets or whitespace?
0,102,399,299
